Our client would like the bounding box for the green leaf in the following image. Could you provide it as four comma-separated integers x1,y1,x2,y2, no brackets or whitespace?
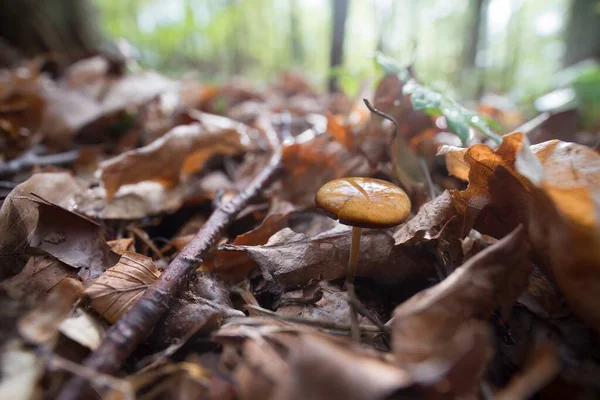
375,53,502,145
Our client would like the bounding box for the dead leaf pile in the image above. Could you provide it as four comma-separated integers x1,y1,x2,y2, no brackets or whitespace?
0,55,599,400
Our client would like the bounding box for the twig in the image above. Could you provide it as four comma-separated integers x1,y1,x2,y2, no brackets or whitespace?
57,119,284,400
347,293,391,337
0,148,80,177
346,283,361,342
242,304,381,333
418,157,436,200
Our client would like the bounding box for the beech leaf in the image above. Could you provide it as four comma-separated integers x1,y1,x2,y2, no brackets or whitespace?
86,251,161,324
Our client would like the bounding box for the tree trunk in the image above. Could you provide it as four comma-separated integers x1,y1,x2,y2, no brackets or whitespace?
461,0,488,100
0,0,103,67
328,0,349,93
290,0,303,66
563,0,600,67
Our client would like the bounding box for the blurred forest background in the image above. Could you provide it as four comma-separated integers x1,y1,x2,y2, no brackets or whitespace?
0,0,599,120
94,0,599,104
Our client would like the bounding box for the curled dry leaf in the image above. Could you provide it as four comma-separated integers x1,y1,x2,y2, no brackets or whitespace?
18,278,84,345
150,272,244,345
281,135,372,207
99,112,253,199
4,255,74,297
86,251,161,324
222,224,432,288
325,113,354,151
76,180,186,219
28,196,119,282
276,282,353,326
0,173,117,284
107,238,135,255
215,324,411,400
442,132,600,332
388,226,531,397
59,308,106,351
203,200,295,282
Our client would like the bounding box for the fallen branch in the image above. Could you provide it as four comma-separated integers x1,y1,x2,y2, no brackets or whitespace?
58,118,284,400
0,147,80,178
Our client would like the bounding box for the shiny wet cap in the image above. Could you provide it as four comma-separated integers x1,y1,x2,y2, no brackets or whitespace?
315,177,411,228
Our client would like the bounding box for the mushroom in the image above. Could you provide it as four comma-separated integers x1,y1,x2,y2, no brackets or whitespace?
315,177,411,284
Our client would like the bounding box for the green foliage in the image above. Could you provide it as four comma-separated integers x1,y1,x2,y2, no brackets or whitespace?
572,66,600,129
375,53,502,145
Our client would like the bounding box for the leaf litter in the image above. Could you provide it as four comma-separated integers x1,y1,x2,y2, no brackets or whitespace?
0,54,599,400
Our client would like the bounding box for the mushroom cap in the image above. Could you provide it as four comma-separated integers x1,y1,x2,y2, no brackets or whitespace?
315,177,411,229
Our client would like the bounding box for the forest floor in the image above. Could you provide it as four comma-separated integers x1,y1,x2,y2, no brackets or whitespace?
0,55,599,400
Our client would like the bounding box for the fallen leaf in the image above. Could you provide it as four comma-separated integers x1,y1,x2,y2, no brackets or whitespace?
442,132,600,332
4,255,74,296
276,282,353,326
281,135,372,207
325,113,354,151
0,172,87,279
107,238,135,255
76,180,186,219
59,308,106,350
149,272,244,345
222,224,431,288
215,325,411,400
388,226,530,397
203,200,295,281
27,196,118,282
495,343,561,400
18,278,84,345
86,251,161,323
0,341,44,400
99,113,253,199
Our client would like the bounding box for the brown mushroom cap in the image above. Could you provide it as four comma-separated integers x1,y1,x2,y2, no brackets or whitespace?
315,177,411,229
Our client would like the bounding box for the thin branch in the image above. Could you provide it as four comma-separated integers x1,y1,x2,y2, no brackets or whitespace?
419,157,436,200
0,148,80,178
57,119,284,400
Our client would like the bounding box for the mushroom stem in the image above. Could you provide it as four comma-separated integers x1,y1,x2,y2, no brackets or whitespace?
346,227,363,283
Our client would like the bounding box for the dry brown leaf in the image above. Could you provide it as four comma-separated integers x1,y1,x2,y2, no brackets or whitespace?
0,172,99,280
325,113,354,151
86,251,160,324
388,226,530,397
0,341,44,400
149,272,244,345
281,135,372,207
495,343,561,400
59,308,106,351
4,255,74,296
76,180,186,219
18,278,84,345
442,132,600,332
202,200,295,282
99,113,253,199
215,325,411,400
276,282,353,326
107,238,135,255
27,196,119,282
222,224,432,288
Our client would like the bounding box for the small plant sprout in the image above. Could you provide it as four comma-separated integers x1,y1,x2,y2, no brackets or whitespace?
315,177,411,284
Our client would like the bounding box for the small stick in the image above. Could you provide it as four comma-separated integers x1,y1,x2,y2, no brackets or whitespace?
419,157,436,200
57,119,284,400
346,283,361,342
0,148,80,177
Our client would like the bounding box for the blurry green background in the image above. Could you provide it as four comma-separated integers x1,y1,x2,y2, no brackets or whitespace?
95,0,598,99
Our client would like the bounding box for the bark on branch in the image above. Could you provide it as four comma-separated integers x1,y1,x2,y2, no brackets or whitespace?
58,119,284,400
